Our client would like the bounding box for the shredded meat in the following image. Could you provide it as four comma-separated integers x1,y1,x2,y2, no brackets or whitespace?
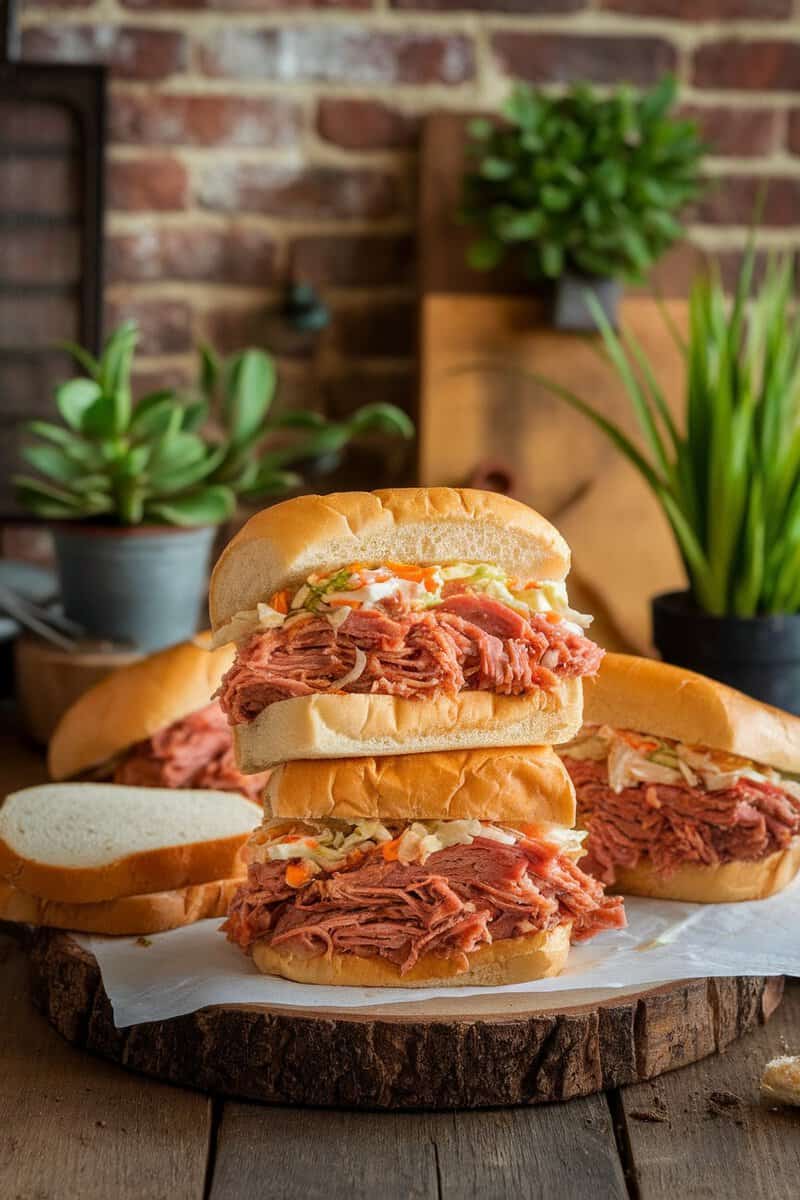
113,702,269,804
224,836,625,975
218,594,603,724
564,756,800,885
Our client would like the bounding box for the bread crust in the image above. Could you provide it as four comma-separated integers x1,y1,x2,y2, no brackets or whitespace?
234,683,583,771
48,633,235,781
583,653,800,775
611,838,800,902
0,876,242,935
251,922,572,987
266,746,575,825
210,488,570,629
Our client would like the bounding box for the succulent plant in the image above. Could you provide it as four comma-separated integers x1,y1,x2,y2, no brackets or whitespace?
15,322,414,526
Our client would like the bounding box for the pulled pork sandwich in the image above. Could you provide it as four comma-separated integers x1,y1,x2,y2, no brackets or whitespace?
210,488,603,770
561,654,800,902
224,747,625,987
48,636,270,804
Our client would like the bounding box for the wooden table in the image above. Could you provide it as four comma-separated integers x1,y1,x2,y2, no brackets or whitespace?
1,927,798,1200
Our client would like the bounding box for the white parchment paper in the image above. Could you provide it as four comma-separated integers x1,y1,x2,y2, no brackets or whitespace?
79,877,800,1028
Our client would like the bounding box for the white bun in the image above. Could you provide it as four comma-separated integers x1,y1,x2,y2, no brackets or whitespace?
0,877,241,935
234,684,583,772
582,653,800,774
266,745,575,825
610,839,800,902
210,488,570,630
0,783,257,903
251,922,572,988
48,634,235,781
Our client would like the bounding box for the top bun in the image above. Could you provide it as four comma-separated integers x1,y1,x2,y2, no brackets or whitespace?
582,653,800,775
48,634,235,782
265,745,576,826
210,488,570,630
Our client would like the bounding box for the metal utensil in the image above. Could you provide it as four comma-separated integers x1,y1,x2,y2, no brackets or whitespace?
0,584,84,652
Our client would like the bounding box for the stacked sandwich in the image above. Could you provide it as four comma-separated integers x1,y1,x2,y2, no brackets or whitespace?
212,488,626,987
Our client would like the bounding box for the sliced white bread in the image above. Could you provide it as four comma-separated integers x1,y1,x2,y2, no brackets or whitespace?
0,783,258,903
0,877,242,935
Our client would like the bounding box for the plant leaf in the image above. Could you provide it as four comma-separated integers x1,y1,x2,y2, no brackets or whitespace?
145,486,236,526
56,379,102,431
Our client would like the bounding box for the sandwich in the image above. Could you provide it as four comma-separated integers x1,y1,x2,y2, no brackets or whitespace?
0,783,258,934
560,654,800,902
223,748,625,987
210,488,603,769
48,635,270,802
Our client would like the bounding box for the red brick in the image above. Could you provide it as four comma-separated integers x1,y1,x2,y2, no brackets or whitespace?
22,26,187,81
131,364,194,396
200,306,276,355
0,101,77,147
393,0,582,9
786,112,800,156
0,295,79,349
693,41,800,91
0,229,80,287
629,241,709,298
109,157,189,212
198,164,403,220
603,0,789,15
110,94,302,148
201,28,474,85
24,0,94,6
0,158,79,217
491,33,676,86
107,228,277,285
681,106,779,158
317,100,419,151
105,298,193,355
291,234,415,288
325,367,415,420
122,0,370,7
331,300,416,359
692,176,800,227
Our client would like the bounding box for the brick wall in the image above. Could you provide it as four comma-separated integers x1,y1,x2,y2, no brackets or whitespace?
17,0,800,420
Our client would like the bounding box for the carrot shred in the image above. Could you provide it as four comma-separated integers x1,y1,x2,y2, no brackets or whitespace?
545,611,562,624
328,597,361,608
381,837,403,861
285,861,313,888
270,589,290,614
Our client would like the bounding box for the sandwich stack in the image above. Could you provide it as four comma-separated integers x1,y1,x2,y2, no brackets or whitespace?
212,487,626,987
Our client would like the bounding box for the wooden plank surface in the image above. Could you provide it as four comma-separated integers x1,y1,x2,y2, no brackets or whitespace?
617,981,800,1200
0,932,212,1200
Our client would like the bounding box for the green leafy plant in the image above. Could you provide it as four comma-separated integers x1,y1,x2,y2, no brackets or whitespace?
461,75,705,282
510,245,800,617
15,322,414,527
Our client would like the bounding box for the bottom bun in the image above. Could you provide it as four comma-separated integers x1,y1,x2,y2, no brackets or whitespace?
251,922,572,988
0,877,242,935
612,838,800,903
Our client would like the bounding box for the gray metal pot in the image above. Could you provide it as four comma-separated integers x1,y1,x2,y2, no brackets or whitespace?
52,524,217,652
552,272,621,332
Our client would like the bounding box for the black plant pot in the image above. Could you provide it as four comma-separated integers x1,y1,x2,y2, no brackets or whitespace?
652,591,800,715
552,272,621,333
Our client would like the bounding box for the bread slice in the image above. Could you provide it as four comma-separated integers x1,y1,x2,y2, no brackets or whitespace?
210,487,570,630
582,653,800,775
234,683,583,772
611,839,800,902
0,876,241,935
0,783,258,904
48,634,236,782
266,745,575,826
252,923,572,988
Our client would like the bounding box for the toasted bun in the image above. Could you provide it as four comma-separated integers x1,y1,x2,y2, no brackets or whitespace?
251,923,572,988
266,745,575,825
583,653,800,775
48,633,235,781
0,877,241,935
234,684,583,772
610,839,800,902
0,783,257,903
209,488,570,630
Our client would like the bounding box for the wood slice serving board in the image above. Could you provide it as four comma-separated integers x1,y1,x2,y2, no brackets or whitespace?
28,930,783,1111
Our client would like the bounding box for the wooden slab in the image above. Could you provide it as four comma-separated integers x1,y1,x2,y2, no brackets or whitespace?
29,930,783,1111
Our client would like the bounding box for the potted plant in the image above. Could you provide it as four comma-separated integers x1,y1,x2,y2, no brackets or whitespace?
460,76,706,331
15,322,413,652
521,245,800,713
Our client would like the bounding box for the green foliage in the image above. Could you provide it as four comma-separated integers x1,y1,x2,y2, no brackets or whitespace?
16,323,414,527
461,76,706,283
518,245,800,617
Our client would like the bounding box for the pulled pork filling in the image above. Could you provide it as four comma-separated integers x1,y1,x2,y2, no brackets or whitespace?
215,561,602,724
224,819,625,975
562,726,800,885
112,702,269,804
